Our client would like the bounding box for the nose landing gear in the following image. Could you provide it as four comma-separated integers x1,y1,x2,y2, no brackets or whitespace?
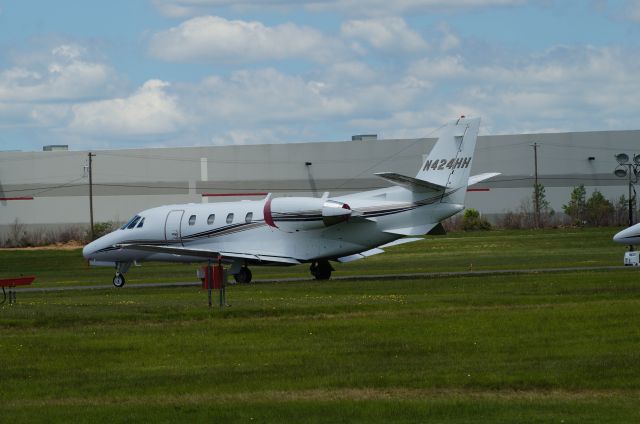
113,273,125,288
112,262,131,288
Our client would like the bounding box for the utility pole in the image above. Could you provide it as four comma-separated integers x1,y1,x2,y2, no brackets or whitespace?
88,152,95,241
531,142,540,228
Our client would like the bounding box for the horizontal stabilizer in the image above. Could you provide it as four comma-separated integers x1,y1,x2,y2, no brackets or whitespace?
116,243,300,265
468,172,501,186
374,172,446,193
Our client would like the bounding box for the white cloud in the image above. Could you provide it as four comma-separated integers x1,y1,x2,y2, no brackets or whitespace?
182,69,355,124
334,45,640,139
210,127,297,145
437,23,461,51
179,66,428,131
341,17,428,53
0,44,119,102
310,0,528,15
149,15,342,63
67,80,188,136
408,55,467,79
324,61,378,84
153,0,528,17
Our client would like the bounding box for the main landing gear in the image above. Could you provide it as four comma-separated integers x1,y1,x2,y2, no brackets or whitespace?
310,260,333,280
233,266,253,284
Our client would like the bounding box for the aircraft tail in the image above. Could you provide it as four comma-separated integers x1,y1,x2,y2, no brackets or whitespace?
374,117,481,204
416,117,479,182
416,116,480,203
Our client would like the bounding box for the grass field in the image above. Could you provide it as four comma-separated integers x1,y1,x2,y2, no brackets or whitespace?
0,227,630,287
2,227,640,423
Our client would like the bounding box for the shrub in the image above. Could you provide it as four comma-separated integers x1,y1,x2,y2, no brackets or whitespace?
462,208,491,231
92,222,115,240
585,190,614,226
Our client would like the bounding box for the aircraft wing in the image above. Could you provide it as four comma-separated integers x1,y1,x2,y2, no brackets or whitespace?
116,243,301,265
337,237,423,263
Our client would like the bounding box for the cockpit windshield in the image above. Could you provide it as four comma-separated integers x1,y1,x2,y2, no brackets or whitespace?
121,215,142,230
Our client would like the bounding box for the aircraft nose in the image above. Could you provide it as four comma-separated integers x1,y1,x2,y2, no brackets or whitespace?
613,226,635,244
83,238,106,259
82,240,96,259
613,230,623,244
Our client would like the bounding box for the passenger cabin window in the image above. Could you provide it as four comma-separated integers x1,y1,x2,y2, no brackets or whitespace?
188,215,196,226
207,214,215,225
226,213,234,224
245,212,253,223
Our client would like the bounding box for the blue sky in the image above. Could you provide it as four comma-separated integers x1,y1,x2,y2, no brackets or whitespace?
1,0,640,151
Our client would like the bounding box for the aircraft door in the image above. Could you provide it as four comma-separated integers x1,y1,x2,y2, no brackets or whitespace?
165,210,184,244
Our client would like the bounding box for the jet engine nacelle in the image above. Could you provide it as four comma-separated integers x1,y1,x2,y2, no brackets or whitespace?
264,197,351,232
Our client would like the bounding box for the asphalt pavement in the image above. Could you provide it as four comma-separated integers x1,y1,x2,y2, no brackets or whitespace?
14,265,633,293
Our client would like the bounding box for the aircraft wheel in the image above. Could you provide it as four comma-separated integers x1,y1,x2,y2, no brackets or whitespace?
234,267,252,284
310,260,332,280
113,273,126,288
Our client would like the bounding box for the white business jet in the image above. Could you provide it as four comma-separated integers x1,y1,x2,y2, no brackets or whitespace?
83,117,499,287
613,223,640,245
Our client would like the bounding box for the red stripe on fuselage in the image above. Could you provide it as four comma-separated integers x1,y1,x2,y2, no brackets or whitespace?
263,198,276,228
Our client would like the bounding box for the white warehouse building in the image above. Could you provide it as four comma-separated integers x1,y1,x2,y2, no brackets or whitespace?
1,128,638,238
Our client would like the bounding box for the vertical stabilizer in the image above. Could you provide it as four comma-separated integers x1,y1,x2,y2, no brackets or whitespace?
415,117,480,203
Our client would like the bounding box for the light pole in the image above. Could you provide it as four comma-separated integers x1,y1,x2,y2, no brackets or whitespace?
88,152,96,241
614,153,640,250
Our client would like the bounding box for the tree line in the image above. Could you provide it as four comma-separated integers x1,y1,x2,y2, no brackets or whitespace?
448,183,637,231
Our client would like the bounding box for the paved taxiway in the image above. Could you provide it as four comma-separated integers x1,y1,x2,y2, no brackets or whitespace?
15,265,628,293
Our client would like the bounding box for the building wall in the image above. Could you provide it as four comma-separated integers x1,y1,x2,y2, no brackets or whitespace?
1,129,637,236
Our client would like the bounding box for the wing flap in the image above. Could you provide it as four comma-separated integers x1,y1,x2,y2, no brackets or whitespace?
383,223,438,236
337,237,423,263
337,248,385,263
377,237,423,248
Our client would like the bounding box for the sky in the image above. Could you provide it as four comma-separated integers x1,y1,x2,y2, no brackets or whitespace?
1,0,640,151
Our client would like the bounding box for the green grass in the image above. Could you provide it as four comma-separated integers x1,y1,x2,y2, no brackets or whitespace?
0,227,629,287
1,228,639,422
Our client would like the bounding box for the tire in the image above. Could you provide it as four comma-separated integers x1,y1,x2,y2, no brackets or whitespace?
233,267,252,284
310,260,332,280
113,274,125,288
